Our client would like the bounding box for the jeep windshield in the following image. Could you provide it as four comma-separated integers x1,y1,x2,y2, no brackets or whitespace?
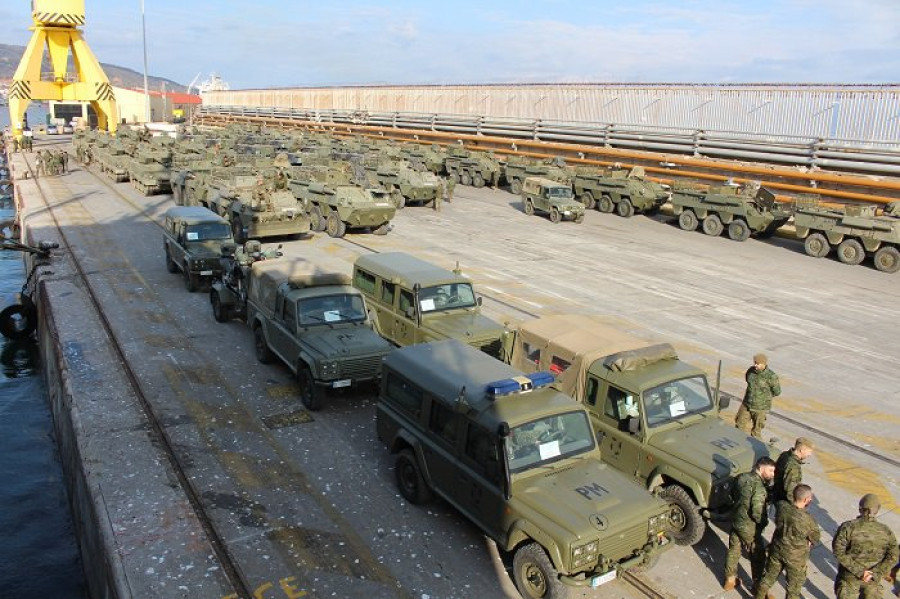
643,376,713,428
418,283,476,313
298,293,367,326
506,411,595,473
547,187,573,198
185,223,231,242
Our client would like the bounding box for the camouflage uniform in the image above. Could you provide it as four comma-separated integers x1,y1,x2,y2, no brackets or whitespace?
724,471,770,582
433,181,444,212
446,177,456,201
833,513,899,599
773,449,802,504
736,363,780,438
754,500,820,599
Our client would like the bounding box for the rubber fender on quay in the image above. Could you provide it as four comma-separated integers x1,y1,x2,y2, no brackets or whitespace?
0,293,37,340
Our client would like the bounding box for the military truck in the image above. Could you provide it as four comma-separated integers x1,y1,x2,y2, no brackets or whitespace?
444,147,502,188
245,259,393,411
574,166,668,216
128,146,173,195
364,160,440,209
521,177,586,223
378,339,672,598
504,156,574,195
793,202,900,273
205,172,310,243
162,206,234,292
352,252,506,357
670,181,791,241
288,168,395,238
502,315,770,546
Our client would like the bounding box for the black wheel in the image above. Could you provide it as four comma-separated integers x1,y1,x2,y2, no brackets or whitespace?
449,171,460,184
232,219,246,244
659,485,705,546
298,365,323,411
165,246,178,273
391,189,406,209
678,210,698,231
874,246,900,273
253,326,274,364
211,290,229,323
510,178,523,195
460,172,472,186
524,199,535,216
598,194,614,213
804,233,830,258
395,449,432,505
549,207,561,223
472,172,485,188
310,206,326,232
513,542,568,599
372,222,390,236
727,219,751,242
578,192,596,210
702,214,723,236
326,211,347,238
616,198,634,218
0,295,37,340
837,238,864,265
184,267,199,292
574,212,585,224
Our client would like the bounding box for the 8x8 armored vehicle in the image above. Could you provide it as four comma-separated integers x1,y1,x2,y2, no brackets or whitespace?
671,181,791,241
574,166,668,216
794,201,900,272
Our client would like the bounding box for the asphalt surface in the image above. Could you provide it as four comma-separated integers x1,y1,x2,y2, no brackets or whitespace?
19,140,900,599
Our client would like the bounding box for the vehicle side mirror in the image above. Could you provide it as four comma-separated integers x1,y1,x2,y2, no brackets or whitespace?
476,296,483,306
627,417,641,435
718,394,730,410
405,306,416,320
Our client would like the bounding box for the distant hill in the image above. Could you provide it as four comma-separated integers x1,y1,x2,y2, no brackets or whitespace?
0,43,184,92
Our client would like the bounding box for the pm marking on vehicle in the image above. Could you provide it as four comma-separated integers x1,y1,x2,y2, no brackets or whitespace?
576,482,610,500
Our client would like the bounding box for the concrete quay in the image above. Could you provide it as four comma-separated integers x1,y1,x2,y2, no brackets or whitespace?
8,139,900,599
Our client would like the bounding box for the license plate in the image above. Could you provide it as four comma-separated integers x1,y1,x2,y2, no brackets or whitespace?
590,570,617,587
332,379,351,388
199,270,213,276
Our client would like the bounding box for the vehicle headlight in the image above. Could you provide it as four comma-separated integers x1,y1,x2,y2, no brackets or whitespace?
648,514,668,534
572,540,600,568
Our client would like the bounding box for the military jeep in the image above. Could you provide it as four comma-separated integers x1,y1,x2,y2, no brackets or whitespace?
352,252,506,357
521,177,585,223
378,339,672,599
162,206,234,292
503,315,772,546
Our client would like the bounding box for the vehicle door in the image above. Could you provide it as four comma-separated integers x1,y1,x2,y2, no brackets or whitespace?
447,423,507,541
267,292,301,367
419,398,462,499
395,288,418,346
585,376,645,477
169,222,189,267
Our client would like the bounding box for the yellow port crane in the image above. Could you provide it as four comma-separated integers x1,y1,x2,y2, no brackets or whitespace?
8,0,117,134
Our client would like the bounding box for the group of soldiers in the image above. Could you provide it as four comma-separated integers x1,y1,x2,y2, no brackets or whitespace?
33,149,69,177
725,353,899,598
3,128,34,153
432,177,456,211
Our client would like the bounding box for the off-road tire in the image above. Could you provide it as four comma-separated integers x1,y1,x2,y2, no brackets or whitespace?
678,210,698,231
702,214,723,237
598,194,614,213
472,172,485,187
395,449,432,505
211,291,229,323
659,485,705,546
549,207,561,223
372,222,390,236
874,246,900,273
184,267,199,293
460,172,472,186
579,192,596,210
616,198,635,218
510,178,523,195
165,246,178,273
391,189,406,210
804,233,830,258
524,199,535,216
574,212,585,224
513,543,569,599
253,326,274,364
837,238,865,265
326,211,347,238
727,219,751,242
298,365,323,411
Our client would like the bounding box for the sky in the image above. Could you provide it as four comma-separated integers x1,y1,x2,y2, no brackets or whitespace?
2,0,899,89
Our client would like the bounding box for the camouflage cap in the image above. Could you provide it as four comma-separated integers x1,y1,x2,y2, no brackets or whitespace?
859,493,880,512
753,353,768,365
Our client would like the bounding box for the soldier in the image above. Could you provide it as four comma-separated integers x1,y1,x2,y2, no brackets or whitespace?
12,135,20,153
724,456,777,591
446,176,456,202
735,353,781,438
773,437,815,504
34,151,44,177
433,181,444,212
833,494,899,599
61,150,69,174
753,484,820,599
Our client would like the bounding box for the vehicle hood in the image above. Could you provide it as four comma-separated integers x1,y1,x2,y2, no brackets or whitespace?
424,312,505,343
302,325,391,358
514,459,667,538
648,416,762,481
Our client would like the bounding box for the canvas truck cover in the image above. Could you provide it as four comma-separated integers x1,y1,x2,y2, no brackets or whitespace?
510,315,676,400
248,258,352,318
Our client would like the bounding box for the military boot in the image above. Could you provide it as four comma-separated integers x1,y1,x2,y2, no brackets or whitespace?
722,576,739,591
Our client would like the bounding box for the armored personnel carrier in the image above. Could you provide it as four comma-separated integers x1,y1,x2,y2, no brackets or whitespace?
444,147,501,188
205,171,310,243
671,181,791,241
364,160,440,209
794,201,900,272
400,143,447,175
503,155,574,195
129,146,173,195
574,166,668,216
288,167,395,238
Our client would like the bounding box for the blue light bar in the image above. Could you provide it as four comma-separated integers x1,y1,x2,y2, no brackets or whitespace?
527,371,556,388
486,371,556,398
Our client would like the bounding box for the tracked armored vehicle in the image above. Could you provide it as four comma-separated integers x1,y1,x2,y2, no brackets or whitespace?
671,181,790,241
794,201,900,272
574,166,668,216
129,146,173,195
